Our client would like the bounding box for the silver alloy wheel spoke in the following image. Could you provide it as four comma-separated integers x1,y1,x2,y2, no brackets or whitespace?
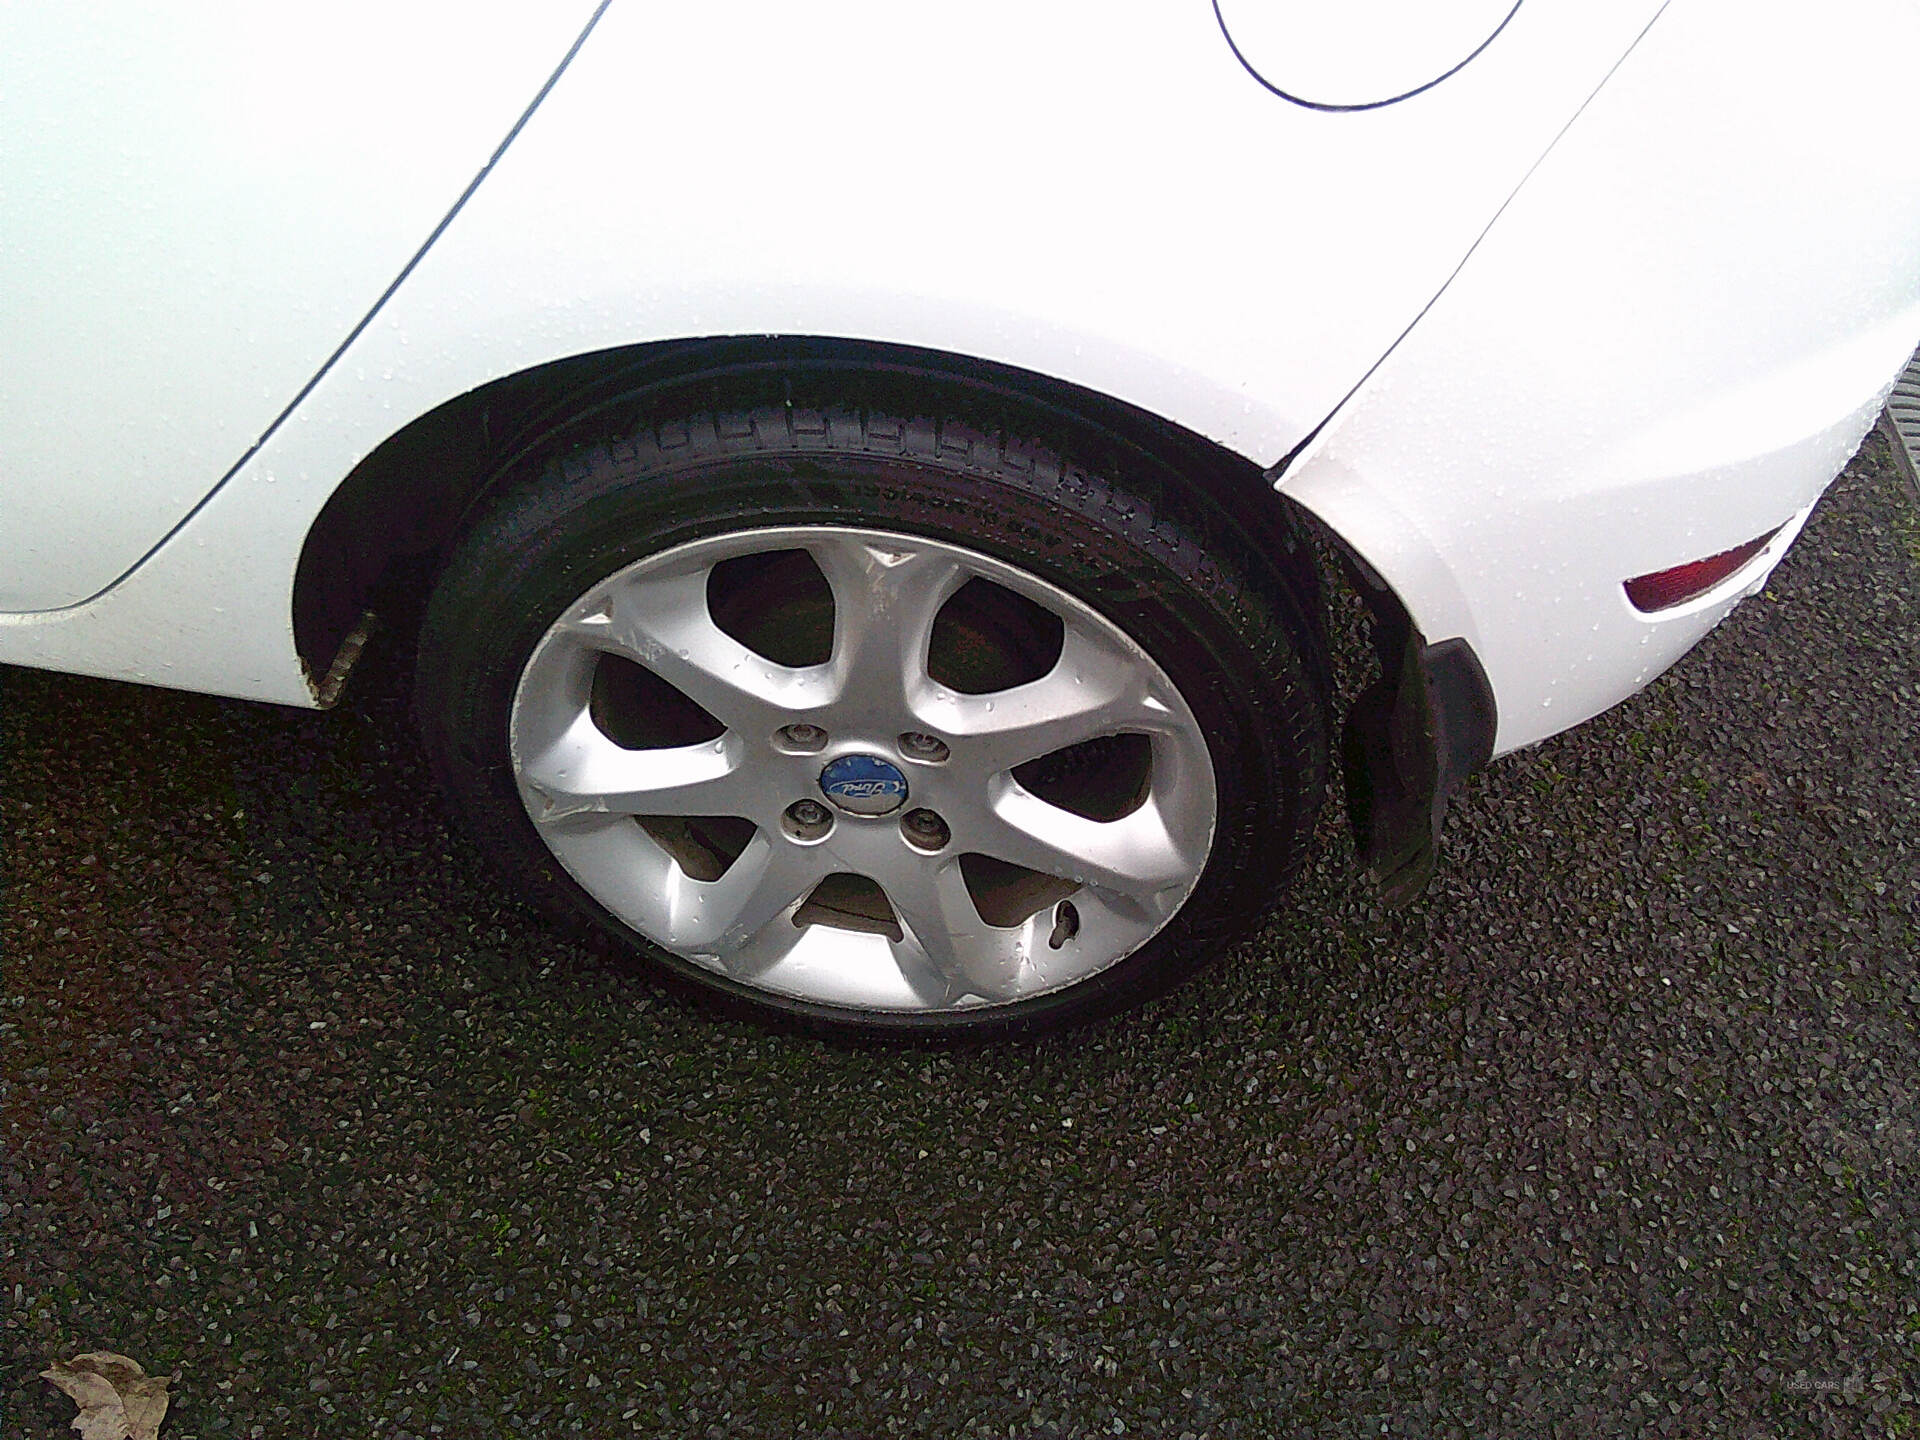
596,566,832,733
510,526,1217,1014
971,784,1201,898
517,711,750,821
881,857,1028,1003
669,834,823,962
931,622,1182,773
808,536,967,723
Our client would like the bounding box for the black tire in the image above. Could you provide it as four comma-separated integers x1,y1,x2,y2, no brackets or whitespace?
415,383,1326,1038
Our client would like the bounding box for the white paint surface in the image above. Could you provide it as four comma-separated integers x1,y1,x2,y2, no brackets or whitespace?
0,2,599,609
0,1,1662,636
1279,0,1920,752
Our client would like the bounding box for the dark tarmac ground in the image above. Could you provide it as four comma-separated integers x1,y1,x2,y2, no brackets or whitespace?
4,432,1919,1439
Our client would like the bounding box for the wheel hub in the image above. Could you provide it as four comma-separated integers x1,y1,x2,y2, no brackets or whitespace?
817,753,910,816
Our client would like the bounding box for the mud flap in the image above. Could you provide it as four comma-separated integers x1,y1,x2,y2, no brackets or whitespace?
1344,628,1496,907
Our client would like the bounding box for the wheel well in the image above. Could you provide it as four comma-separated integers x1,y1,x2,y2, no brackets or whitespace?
293,335,1333,693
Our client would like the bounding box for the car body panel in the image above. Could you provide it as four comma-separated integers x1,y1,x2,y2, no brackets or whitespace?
1277,0,1920,753
0,1,601,610
0,0,1663,684
4,0,1917,777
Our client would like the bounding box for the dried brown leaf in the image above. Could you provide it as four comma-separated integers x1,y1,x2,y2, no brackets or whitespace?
40,1352,172,1440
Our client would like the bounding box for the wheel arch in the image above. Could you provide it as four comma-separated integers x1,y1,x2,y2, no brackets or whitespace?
293,335,1335,694
296,332,1504,906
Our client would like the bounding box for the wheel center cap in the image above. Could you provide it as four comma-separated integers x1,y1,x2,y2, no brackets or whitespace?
818,754,909,816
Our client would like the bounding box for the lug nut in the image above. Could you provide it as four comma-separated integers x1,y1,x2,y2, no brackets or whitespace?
778,723,827,752
901,807,950,852
783,798,834,841
898,731,950,763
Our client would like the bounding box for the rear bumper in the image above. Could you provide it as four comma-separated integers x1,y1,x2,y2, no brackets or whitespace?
1278,0,1920,754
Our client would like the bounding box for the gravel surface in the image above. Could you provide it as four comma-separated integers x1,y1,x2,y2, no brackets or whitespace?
4,434,1919,1439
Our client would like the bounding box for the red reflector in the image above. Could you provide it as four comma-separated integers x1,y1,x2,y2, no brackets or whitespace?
1624,528,1781,613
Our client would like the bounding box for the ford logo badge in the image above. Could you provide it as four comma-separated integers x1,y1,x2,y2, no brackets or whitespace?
818,754,910,816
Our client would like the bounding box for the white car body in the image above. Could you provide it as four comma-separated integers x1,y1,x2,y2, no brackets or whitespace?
5,2,1919,748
